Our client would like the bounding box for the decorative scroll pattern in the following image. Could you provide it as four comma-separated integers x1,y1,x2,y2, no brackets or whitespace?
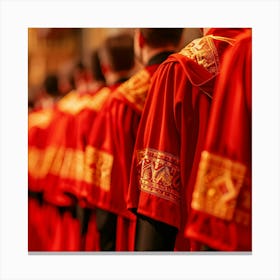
84,146,113,191
191,151,247,221
179,35,235,76
136,148,181,204
116,69,151,112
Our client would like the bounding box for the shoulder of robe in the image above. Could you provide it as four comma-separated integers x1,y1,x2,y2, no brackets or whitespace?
28,109,54,129
84,87,111,112
57,90,79,114
114,69,151,113
178,35,235,76
56,88,110,115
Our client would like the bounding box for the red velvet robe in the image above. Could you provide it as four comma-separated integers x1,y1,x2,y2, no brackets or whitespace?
28,107,56,193
58,86,111,251
84,64,162,251
127,28,248,251
38,90,85,251
28,107,56,251
56,83,122,251
185,29,252,251
59,86,111,203
42,90,87,207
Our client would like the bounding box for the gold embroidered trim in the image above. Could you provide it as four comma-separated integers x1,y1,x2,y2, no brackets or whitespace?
69,149,85,181
116,69,151,112
49,146,65,176
136,148,180,204
28,109,53,129
57,88,111,114
57,91,86,115
85,87,111,112
28,146,57,178
29,147,89,182
191,151,247,221
57,91,78,112
84,146,113,191
179,35,235,75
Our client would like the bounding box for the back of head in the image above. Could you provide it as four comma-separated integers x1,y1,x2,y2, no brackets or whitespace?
44,74,59,97
91,50,106,83
99,33,135,73
139,28,184,48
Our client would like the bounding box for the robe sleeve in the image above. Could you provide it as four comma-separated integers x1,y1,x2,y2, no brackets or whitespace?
127,60,190,229
185,30,252,251
84,92,140,219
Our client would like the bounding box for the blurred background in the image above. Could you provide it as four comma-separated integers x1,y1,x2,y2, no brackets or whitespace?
28,28,202,109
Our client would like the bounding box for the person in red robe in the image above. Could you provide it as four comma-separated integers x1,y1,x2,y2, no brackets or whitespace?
29,61,95,251
28,74,61,251
127,28,249,251
37,90,84,251
185,29,252,251
84,28,184,251
57,33,136,251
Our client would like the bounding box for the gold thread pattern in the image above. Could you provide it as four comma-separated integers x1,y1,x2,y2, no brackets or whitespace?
136,148,181,204
191,151,247,221
116,69,151,112
179,35,235,75
84,146,113,191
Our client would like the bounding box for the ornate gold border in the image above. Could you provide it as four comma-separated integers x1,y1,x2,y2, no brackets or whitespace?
191,151,247,221
136,148,181,204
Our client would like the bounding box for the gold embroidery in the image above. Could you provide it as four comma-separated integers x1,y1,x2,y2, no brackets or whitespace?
136,148,180,204
70,149,85,181
28,109,53,129
57,91,78,112
191,151,247,221
85,87,111,112
28,148,40,174
29,146,87,182
49,146,65,176
116,69,151,112
84,146,113,191
28,146,57,178
57,88,111,115
179,35,235,76
57,91,86,115
59,147,73,178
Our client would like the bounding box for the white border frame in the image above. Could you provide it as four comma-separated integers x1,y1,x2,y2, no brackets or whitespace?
1,0,279,279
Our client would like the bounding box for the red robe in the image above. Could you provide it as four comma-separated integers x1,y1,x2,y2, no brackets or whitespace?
38,90,85,251
58,86,111,251
127,28,247,251
28,107,56,193
56,83,123,251
185,29,252,251
84,63,163,251
28,107,56,251
59,86,111,203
